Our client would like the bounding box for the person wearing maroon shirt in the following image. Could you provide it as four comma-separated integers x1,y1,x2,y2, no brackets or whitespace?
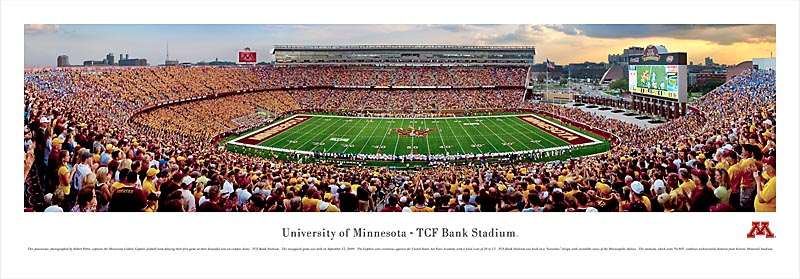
380,195,402,212
338,186,358,212
109,172,146,212
46,138,63,194
356,183,371,212
690,169,718,212
266,187,286,212
197,186,224,212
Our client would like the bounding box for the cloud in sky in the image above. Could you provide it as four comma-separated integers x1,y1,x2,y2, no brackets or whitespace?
24,24,775,67
24,24,61,34
474,24,775,46
551,24,776,45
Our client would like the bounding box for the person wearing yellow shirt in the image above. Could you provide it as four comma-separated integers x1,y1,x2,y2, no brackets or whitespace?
738,145,761,211
142,168,159,197
753,156,776,212
301,188,321,212
678,169,696,199
724,150,742,208
318,201,340,212
410,195,433,212
109,169,130,195
56,150,72,197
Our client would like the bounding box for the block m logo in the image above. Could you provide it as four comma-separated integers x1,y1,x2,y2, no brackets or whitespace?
746,222,775,238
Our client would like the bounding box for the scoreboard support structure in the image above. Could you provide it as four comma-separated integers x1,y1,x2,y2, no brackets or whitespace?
631,95,686,120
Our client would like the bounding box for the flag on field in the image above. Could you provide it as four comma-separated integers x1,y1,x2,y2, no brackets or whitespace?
546,59,555,70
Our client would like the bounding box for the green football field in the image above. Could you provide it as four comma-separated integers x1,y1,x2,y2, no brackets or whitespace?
229,114,603,158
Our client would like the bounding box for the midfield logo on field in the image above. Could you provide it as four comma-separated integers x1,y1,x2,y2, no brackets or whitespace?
391,128,436,137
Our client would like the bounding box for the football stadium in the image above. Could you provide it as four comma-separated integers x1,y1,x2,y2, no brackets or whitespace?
23,43,777,213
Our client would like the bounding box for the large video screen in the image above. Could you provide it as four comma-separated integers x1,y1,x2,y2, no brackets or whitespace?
628,65,679,99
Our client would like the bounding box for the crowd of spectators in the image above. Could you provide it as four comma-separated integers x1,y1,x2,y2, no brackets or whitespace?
252,66,527,87
23,65,775,213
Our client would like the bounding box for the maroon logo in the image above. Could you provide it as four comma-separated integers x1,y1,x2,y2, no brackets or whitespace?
642,45,660,61
747,222,775,238
666,55,674,63
239,51,256,63
390,128,435,137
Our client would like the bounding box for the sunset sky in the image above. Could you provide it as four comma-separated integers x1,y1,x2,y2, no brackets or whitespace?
24,24,776,67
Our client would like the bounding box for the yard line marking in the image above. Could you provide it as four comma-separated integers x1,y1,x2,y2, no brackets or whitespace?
298,117,341,151
471,118,509,152
493,117,542,151
357,117,385,154
422,119,431,155
272,117,327,149
313,116,353,152
332,117,366,153
434,118,464,154
507,116,562,149
448,117,481,153
391,118,406,156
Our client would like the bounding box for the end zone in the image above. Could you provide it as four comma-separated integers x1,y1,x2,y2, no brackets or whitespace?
231,115,312,145
516,115,600,146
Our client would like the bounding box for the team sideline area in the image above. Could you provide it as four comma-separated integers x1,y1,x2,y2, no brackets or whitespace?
24,60,776,213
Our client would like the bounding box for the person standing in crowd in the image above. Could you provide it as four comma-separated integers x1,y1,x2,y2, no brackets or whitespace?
410,194,433,212
245,194,267,212
46,137,64,193
738,144,761,211
689,170,718,212
629,181,652,212
44,189,65,212
180,176,197,212
109,172,146,212
381,195,402,212
70,151,93,208
197,186,224,212
55,150,72,211
356,183,372,212
71,187,97,212
521,192,541,212
142,168,159,197
712,168,732,205
724,150,743,210
753,156,776,212
338,186,358,212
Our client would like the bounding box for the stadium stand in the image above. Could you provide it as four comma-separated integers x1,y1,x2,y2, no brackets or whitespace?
23,65,775,213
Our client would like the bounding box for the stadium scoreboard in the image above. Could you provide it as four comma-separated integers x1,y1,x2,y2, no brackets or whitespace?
627,45,687,102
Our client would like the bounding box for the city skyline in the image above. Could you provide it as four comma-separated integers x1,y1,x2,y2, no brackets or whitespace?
24,24,776,67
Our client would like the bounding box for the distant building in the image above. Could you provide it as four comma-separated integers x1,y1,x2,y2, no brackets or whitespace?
106,53,115,66
530,63,563,79
165,60,180,66
119,58,147,66
57,55,69,67
209,58,236,66
608,46,644,66
695,71,727,88
566,62,609,79
704,57,716,67
83,60,106,66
